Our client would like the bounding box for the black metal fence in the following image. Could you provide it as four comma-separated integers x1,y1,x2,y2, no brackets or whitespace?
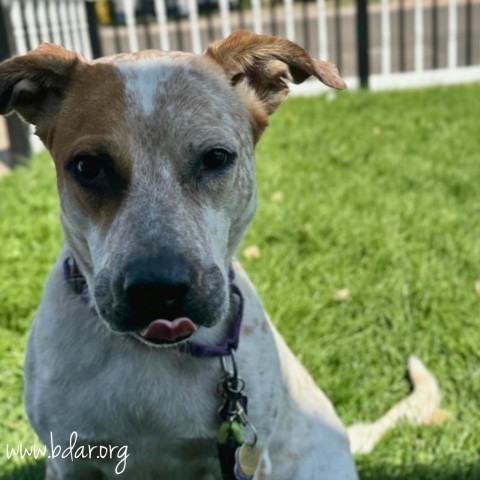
94,0,361,76
87,0,480,79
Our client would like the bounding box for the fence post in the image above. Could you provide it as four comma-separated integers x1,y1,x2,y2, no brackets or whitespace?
356,0,370,88
85,0,103,58
0,2,31,167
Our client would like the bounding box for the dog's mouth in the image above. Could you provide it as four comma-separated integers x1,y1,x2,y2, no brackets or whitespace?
133,317,198,347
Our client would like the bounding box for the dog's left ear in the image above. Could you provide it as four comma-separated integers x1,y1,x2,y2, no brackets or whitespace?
0,43,78,125
205,30,345,132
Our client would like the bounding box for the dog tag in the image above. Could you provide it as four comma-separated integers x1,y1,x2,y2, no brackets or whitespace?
234,443,260,480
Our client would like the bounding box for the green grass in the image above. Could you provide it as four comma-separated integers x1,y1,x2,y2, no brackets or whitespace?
1,83,480,479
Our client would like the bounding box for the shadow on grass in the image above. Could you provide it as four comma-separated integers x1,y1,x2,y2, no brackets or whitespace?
0,460,44,480
359,462,480,480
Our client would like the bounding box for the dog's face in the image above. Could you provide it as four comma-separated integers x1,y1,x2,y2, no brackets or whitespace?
52,51,259,341
0,31,345,346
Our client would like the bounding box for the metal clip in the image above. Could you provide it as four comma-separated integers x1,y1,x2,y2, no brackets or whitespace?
221,348,238,379
220,348,246,396
218,349,258,448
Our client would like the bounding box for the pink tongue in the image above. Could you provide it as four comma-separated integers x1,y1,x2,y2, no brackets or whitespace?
139,317,197,342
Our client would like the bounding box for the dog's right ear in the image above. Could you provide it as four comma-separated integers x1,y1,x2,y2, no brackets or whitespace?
0,44,78,125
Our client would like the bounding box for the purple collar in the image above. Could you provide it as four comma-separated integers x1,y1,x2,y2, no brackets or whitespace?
63,256,244,358
183,283,243,357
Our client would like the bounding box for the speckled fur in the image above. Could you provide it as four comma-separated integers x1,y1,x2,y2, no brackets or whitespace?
0,32,359,479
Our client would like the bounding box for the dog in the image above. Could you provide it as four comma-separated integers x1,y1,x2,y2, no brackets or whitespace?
0,30,441,479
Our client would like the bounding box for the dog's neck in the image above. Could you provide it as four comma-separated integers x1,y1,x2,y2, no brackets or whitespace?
63,255,244,358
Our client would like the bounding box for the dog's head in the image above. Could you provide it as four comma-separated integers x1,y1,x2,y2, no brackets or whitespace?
0,31,345,346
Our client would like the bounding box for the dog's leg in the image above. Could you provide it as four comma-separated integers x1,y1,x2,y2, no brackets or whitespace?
46,457,103,480
347,356,441,454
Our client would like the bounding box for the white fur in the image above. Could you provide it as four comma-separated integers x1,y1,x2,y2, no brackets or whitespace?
116,56,181,117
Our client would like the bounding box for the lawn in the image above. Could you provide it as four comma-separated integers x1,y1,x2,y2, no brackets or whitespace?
1,82,480,479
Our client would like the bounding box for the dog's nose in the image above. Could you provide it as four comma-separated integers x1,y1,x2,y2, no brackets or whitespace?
123,254,193,320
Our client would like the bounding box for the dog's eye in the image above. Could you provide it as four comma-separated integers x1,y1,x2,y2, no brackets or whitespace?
73,155,104,181
67,151,127,196
201,148,233,169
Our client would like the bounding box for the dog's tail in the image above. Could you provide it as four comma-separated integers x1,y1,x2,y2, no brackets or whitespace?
347,355,441,454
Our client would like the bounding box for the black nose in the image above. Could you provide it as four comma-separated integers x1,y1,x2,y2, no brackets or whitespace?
123,254,193,320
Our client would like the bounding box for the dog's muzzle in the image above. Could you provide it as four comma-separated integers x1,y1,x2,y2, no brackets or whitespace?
94,252,228,345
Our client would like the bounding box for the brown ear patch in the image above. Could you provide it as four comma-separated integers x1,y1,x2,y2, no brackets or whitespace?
205,30,346,98
205,30,346,140
0,43,78,124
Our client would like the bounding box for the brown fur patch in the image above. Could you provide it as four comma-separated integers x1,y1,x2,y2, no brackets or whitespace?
44,61,130,230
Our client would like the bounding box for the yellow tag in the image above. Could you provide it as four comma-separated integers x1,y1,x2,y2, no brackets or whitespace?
238,443,260,476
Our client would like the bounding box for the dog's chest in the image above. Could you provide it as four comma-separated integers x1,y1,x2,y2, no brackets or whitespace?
80,350,223,438
60,348,225,478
